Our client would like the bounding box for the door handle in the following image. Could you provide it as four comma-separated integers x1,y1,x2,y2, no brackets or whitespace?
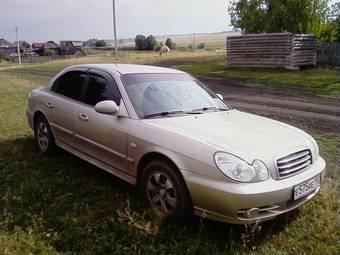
79,114,88,121
46,102,54,108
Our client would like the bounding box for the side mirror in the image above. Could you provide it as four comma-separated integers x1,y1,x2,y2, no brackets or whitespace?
216,93,224,100
95,100,119,114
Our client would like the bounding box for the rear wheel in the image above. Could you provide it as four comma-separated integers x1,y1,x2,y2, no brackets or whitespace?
140,160,192,223
34,115,56,155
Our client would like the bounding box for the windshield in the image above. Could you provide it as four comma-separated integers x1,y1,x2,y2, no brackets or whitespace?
122,73,230,119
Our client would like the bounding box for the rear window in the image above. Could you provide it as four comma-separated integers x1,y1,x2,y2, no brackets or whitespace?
53,71,86,101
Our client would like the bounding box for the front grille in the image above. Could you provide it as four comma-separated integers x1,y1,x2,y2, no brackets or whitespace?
276,149,312,178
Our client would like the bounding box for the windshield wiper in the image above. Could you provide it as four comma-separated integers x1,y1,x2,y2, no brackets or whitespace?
190,106,229,112
143,110,184,119
143,107,229,119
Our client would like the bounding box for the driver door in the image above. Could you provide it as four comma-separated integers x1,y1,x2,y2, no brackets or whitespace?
74,69,130,173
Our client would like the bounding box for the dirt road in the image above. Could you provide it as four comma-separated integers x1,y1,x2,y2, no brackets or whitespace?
197,76,340,133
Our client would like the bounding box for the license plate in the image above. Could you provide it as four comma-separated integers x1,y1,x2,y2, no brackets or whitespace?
294,174,321,200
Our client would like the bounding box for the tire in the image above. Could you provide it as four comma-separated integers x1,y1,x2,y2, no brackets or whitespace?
34,115,56,155
140,160,193,223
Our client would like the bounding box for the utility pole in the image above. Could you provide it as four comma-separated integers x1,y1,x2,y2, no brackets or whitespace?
112,0,118,58
15,26,22,65
193,32,196,51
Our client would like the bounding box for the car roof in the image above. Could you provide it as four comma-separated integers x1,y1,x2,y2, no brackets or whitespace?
68,63,186,75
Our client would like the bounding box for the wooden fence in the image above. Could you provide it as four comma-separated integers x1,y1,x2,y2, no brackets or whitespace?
11,54,83,64
317,43,340,66
226,33,316,69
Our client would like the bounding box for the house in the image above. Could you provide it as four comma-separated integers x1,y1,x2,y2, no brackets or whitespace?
70,41,83,48
45,41,60,55
31,42,45,55
14,41,31,51
0,38,17,57
59,40,85,56
32,42,45,49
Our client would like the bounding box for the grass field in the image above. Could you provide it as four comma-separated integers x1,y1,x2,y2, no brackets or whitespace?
106,32,239,50
0,51,223,74
175,60,340,99
0,58,339,254
156,32,236,49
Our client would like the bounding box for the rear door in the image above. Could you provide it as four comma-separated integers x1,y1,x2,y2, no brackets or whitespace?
47,70,87,145
73,69,130,173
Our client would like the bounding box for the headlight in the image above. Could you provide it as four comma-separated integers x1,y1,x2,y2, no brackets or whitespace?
214,152,269,182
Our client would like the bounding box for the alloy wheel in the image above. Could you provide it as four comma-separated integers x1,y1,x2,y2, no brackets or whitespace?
146,172,177,214
37,122,49,151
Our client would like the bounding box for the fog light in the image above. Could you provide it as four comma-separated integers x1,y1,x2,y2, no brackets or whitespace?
245,208,260,218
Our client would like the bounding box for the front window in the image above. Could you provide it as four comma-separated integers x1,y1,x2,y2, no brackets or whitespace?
84,74,121,106
122,73,230,118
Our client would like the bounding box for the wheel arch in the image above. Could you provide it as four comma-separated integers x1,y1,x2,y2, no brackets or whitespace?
33,110,45,128
33,111,56,138
136,152,190,196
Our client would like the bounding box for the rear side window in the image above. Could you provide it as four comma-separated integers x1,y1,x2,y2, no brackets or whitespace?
84,75,121,106
53,71,86,101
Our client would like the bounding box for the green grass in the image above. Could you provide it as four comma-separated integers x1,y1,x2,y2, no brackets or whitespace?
0,51,224,74
174,60,340,99
0,229,60,255
111,32,233,50
0,71,339,254
157,33,229,50
84,48,114,56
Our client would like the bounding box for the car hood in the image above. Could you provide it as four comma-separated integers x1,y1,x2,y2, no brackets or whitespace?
142,110,314,164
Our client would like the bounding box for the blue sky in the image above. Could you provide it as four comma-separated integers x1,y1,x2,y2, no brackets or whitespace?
0,0,230,43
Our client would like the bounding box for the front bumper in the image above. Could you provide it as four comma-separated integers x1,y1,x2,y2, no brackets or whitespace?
182,156,326,224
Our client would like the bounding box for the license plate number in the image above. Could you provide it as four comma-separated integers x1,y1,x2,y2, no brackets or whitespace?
294,174,321,200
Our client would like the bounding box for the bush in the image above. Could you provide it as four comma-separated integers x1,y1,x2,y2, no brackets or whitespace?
135,35,158,51
188,44,193,50
165,38,175,50
135,35,146,50
197,42,205,49
145,35,157,51
43,49,54,56
84,38,98,47
155,41,164,51
95,40,107,47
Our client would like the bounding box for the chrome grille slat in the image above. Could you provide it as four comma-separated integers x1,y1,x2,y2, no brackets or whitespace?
277,150,310,164
276,149,312,178
279,160,312,175
278,155,311,169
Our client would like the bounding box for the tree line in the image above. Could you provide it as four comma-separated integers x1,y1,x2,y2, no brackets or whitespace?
229,0,340,42
135,35,176,51
83,36,179,51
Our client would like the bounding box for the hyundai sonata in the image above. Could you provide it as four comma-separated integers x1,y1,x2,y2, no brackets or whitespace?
27,64,326,223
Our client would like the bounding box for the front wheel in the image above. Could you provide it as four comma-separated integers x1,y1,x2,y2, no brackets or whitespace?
34,115,56,155
140,160,192,223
